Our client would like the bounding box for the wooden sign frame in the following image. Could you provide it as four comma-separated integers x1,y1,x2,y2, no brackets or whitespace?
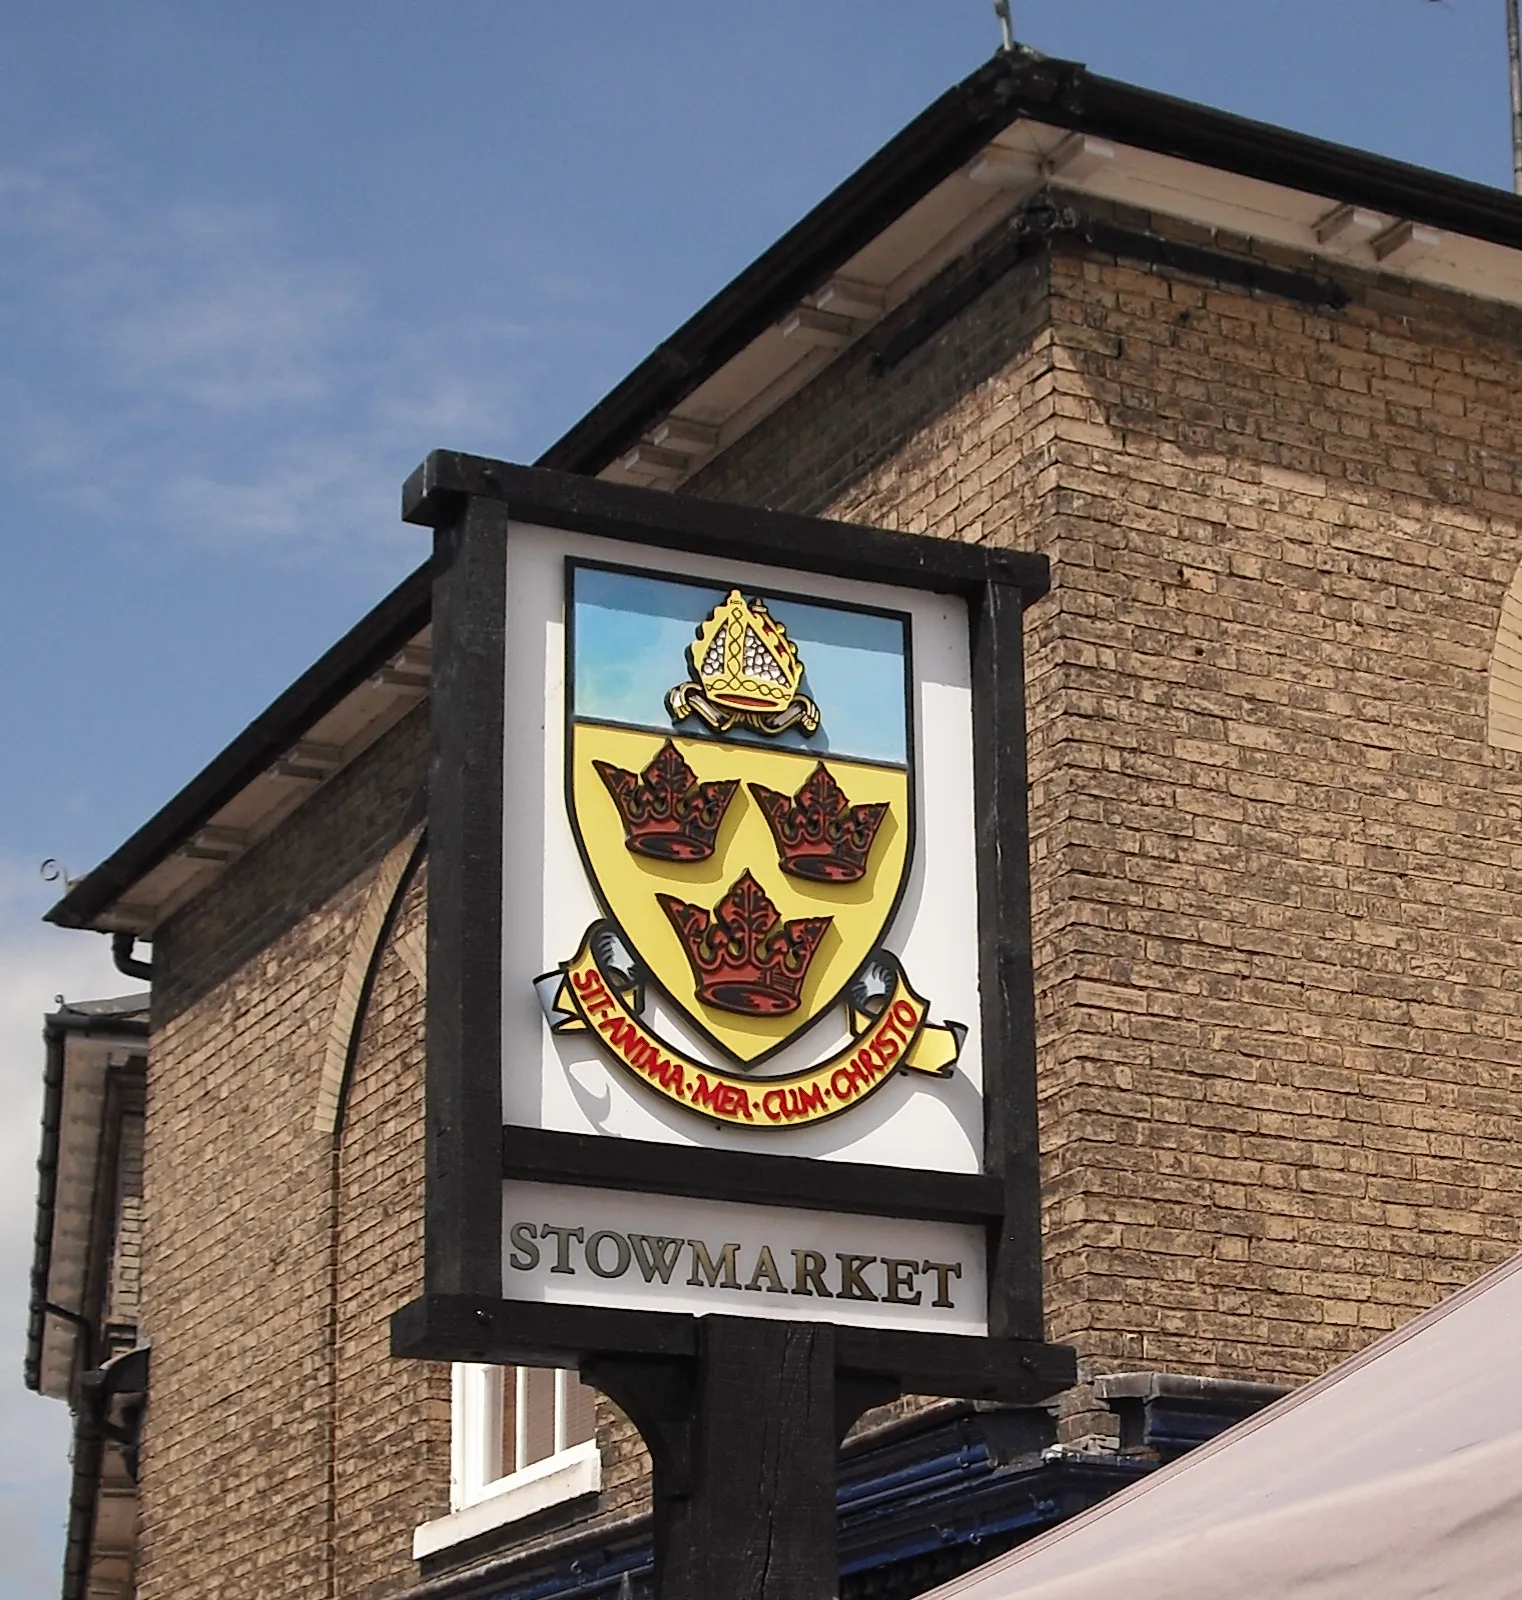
390,451,1074,1595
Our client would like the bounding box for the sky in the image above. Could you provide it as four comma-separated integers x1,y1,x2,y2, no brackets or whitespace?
0,0,1511,1593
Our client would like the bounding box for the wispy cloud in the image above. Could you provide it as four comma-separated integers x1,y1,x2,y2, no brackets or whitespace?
84,205,360,413
0,855,125,1600
0,153,607,580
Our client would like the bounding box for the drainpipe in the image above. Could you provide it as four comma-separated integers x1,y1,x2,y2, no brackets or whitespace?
111,932,153,982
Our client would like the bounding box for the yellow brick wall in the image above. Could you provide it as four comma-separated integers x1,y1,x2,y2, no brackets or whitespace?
137,707,439,1599
134,200,1522,1596
691,205,1522,1424
1031,232,1522,1407
334,870,445,1599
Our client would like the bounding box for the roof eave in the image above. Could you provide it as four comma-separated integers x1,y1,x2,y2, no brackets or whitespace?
538,53,1031,475
45,565,432,931
543,50,1522,479
47,51,1522,935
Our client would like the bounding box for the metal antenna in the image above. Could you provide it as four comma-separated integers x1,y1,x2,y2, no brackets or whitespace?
1423,0,1522,194
1508,0,1522,192
994,0,1015,55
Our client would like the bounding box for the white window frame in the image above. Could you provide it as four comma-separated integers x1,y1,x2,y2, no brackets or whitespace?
412,1363,601,1559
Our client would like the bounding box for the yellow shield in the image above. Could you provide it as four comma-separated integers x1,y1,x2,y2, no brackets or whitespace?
565,565,913,1068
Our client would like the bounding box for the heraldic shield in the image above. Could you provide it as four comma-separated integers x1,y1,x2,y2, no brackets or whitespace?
539,561,964,1130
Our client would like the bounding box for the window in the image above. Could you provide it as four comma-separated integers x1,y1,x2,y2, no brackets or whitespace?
412,1364,600,1558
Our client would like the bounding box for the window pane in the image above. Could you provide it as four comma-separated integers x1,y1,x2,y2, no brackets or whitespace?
499,1366,518,1476
563,1374,597,1448
522,1367,557,1468
489,1366,598,1481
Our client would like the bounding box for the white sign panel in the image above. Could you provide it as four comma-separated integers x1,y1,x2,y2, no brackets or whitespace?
502,1181,988,1337
500,523,986,1176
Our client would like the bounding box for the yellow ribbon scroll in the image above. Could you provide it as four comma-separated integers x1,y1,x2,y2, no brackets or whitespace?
544,925,963,1129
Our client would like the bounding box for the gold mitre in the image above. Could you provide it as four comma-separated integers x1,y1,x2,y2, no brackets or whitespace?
690,590,803,713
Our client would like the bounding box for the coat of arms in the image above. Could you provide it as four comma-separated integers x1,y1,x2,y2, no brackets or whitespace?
537,563,963,1128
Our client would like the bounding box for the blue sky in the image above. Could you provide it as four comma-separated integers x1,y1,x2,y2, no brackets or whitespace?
0,1,1511,1593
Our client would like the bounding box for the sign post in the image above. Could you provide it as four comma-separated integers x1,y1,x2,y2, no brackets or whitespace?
392,452,1075,1598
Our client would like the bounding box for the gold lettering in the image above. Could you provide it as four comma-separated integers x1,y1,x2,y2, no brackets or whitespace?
540,1224,584,1274
628,1234,685,1283
744,1244,788,1294
835,1253,879,1301
687,1239,742,1290
922,1259,962,1308
791,1249,832,1298
882,1258,922,1305
507,1222,540,1272
585,1229,631,1278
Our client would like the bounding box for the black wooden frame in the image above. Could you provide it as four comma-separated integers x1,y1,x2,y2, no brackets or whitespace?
392,450,1069,1397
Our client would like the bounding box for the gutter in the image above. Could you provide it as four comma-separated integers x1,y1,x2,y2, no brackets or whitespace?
111,933,152,982
1019,63,1522,254
539,50,1522,478
537,54,1034,475
25,1022,68,1394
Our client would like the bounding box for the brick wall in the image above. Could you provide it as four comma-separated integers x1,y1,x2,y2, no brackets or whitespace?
691,199,1522,1424
1031,217,1522,1410
134,189,1522,1595
106,1109,144,1336
138,706,438,1599
334,868,442,1600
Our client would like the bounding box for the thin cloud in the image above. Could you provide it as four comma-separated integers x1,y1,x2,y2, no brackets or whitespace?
91,209,360,414
0,154,594,580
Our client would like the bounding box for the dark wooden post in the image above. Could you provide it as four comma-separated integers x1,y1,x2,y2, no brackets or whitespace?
425,495,509,1298
971,578,1044,1340
590,1320,890,1599
668,1320,837,1598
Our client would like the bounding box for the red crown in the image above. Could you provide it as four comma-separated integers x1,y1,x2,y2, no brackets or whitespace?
657,870,830,1017
748,764,889,884
593,741,739,862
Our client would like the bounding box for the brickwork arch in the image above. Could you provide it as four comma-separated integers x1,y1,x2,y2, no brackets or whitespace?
1490,562,1522,753
313,825,426,1135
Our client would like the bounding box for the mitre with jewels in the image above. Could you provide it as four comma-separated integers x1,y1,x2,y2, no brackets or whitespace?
666,589,820,735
